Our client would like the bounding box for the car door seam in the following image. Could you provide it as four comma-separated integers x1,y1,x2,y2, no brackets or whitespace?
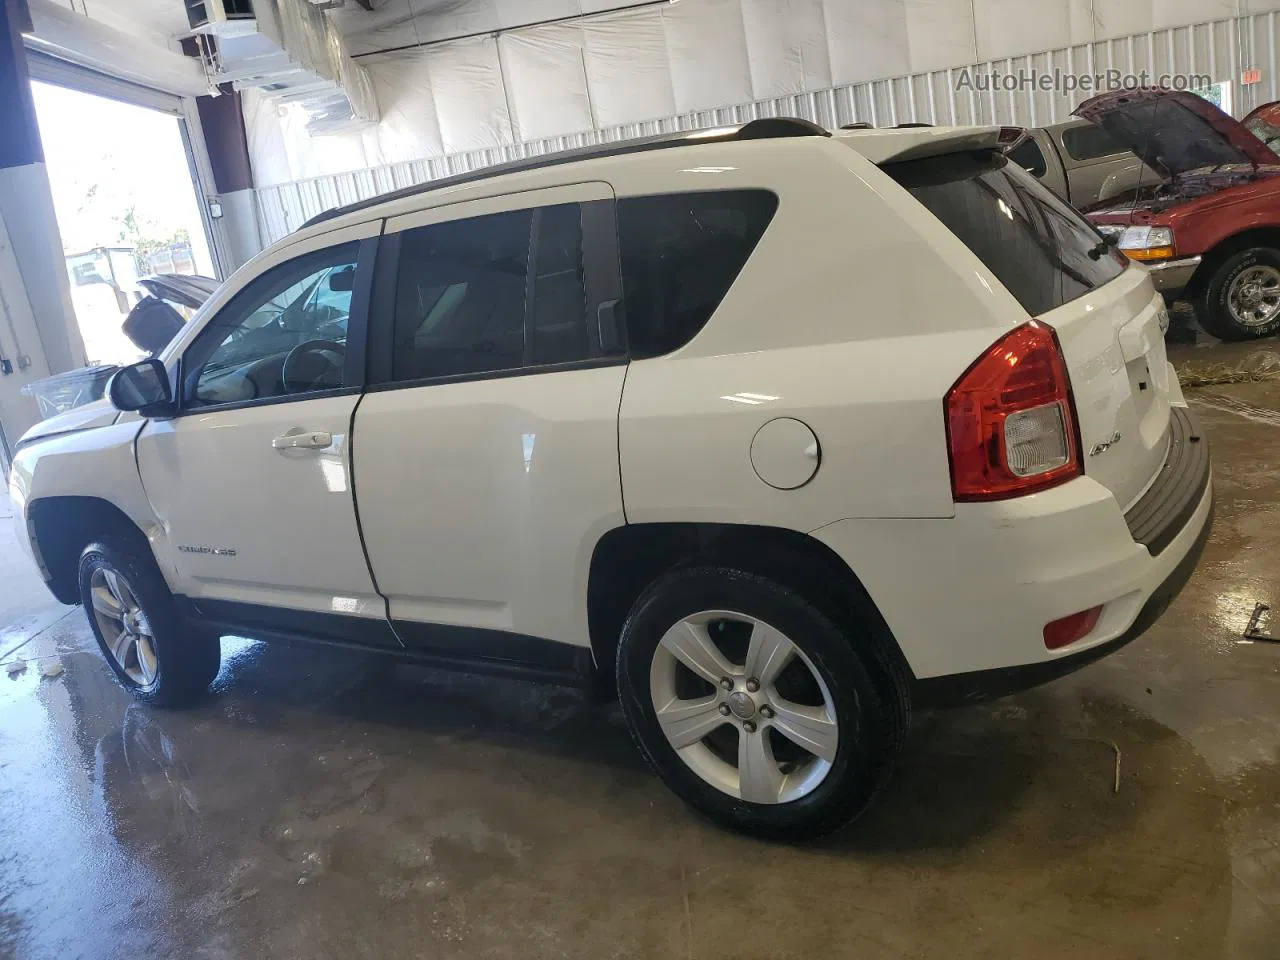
346,388,406,647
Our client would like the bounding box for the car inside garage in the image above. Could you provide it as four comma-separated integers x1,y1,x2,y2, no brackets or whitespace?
0,1,1277,957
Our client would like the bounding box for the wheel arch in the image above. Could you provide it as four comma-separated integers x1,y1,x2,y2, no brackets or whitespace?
27,496,154,605
1184,225,1280,299
585,521,912,697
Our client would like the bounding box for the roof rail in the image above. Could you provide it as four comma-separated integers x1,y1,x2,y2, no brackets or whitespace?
300,117,830,229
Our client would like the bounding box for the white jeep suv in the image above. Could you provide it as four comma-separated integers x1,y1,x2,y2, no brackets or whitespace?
10,118,1212,840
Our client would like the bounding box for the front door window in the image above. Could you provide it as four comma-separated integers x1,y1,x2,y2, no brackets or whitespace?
186,246,358,407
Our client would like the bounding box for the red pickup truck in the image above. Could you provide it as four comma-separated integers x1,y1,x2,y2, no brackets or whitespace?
1079,88,1280,341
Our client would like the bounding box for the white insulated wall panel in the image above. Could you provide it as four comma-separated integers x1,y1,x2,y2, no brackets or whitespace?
424,36,514,153
499,24,594,141
823,0,911,84
740,0,833,97
661,0,754,113
581,9,676,127
904,0,977,73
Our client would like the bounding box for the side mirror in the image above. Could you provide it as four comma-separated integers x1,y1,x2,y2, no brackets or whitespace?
107,358,174,416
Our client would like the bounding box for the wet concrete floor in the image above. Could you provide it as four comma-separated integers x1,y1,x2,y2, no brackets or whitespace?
2,352,1279,959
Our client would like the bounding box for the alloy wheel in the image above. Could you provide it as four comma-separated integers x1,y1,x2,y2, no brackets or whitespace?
1226,264,1280,329
89,566,159,686
648,610,839,804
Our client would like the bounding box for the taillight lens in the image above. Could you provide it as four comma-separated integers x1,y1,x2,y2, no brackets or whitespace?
946,321,1081,501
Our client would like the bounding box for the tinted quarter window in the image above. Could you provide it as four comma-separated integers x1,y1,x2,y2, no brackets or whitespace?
390,204,594,382
186,243,359,407
617,190,778,358
1061,123,1126,161
884,151,1125,317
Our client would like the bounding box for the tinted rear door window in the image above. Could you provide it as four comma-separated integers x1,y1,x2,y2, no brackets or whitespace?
388,203,594,382
884,151,1125,316
617,190,778,358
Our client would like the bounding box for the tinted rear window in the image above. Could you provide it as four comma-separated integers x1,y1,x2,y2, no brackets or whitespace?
617,190,778,358
884,151,1126,316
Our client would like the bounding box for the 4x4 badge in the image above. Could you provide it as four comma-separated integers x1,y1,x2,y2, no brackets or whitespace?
1090,431,1122,457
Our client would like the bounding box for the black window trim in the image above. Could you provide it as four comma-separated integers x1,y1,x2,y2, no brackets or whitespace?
365,197,625,392
170,234,380,418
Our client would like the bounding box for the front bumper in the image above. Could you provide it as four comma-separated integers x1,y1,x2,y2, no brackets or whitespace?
1144,255,1201,296
811,408,1213,699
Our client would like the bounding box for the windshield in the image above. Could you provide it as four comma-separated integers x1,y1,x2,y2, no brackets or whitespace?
883,150,1127,316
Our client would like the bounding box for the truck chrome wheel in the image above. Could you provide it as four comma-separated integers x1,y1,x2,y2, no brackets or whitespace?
648,610,838,804
89,567,159,687
1226,264,1280,329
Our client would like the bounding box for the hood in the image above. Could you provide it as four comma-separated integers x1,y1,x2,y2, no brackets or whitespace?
136,274,218,309
1073,88,1277,178
17,397,119,447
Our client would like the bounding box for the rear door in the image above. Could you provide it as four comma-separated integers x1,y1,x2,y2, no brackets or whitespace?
884,149,1178,510
353,183,627,660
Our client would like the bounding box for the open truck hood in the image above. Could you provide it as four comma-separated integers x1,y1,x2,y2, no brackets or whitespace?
124,274,218,355
136,274,218,309
1074,88,1278,178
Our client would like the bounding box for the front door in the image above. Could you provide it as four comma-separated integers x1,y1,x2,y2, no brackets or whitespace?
353,184,627,663
136,220,397,647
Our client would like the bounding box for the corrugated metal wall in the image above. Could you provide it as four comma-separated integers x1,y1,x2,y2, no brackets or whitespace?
254,10,1280,245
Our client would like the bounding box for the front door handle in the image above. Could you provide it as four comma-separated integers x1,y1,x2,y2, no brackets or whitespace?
272,430,332,451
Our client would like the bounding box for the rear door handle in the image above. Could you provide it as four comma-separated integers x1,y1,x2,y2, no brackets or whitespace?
272,430,332,451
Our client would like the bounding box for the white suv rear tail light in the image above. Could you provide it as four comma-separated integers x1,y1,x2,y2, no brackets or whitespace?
946,322,1082,501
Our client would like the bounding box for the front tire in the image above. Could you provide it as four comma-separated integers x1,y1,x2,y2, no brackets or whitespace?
79,538,221,707
616,566,907,841
1194,246,1280,341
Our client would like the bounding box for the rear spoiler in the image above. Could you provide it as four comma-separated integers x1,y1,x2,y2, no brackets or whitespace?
838,124,1025,164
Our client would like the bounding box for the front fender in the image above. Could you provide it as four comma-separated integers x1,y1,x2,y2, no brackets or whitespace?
11,420,180,591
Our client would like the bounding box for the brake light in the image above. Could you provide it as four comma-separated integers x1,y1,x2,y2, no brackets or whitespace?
945,322,1082,501
997,125,1025,146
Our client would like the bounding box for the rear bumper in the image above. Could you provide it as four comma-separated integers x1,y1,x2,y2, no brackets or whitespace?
915,485,1213,706
1145,255,1201,296
811,407,1213,697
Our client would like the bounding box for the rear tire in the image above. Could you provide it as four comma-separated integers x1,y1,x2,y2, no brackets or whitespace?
79,538,221,707
616,566,907,841
1193,246,1280,341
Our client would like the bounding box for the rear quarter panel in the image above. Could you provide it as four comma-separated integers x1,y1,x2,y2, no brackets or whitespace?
613,138,1032,528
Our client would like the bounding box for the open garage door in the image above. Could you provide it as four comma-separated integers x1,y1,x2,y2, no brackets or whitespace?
26,70,218,368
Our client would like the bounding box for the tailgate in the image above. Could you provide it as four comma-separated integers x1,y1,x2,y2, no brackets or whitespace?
879,146,1179,511
1041,265,1178,510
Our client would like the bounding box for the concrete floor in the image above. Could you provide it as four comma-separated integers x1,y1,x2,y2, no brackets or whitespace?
1,356,1279,960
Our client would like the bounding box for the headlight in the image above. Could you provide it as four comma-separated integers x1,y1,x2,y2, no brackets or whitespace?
1118,226,1175,262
